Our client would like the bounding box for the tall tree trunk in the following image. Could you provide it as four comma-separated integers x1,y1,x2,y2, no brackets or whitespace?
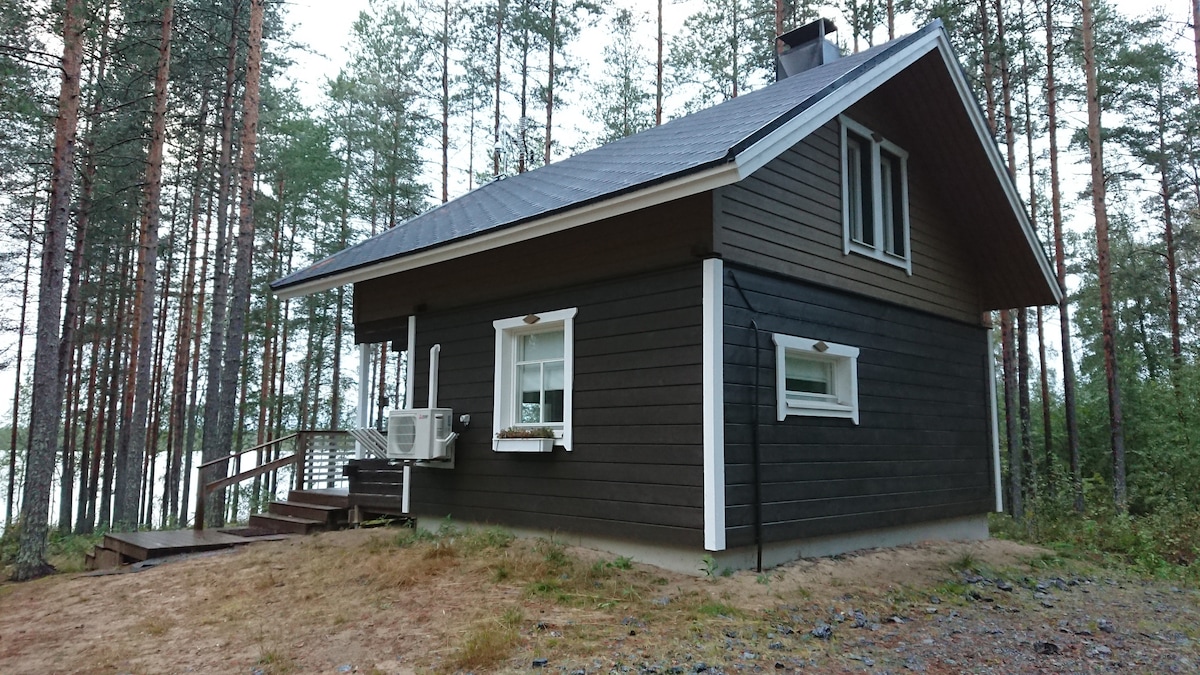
98,248,132,530
6,194,35,534
1157,100,1182,366
212,0,265,525
14,0,85,581
1081,0,1126,510
166,91,208,524
493,0,504,176
441,0,450,203
1001,311,1023,520
656,0,662,126
1018,1,1053,494
1193,0,1200,98
200,0,243,526
1045,0,1082,511
994,0,1035,501
543,0,557,166
115,0,173,531
77,269,106,533
518,0,529,174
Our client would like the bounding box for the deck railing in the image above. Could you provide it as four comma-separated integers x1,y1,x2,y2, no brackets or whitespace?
193,430,356,530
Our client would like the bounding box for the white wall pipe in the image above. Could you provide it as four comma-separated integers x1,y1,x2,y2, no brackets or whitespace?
405,316,417,409
428,344,441,408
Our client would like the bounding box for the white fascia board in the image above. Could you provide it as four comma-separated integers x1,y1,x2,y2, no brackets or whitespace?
273,163,741,300
732,29,943,180
930,37,1063,305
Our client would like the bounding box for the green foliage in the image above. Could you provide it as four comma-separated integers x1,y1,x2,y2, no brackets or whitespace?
993,489,1200,580
668,0,778,112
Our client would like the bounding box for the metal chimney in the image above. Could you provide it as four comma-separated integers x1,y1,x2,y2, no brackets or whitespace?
776,19,840,81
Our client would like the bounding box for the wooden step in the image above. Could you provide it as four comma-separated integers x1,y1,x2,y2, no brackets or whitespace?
286,488,351,509
268,500,346,524
249,512,326,535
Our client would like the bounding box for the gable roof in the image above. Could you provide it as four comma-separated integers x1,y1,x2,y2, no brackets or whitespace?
273,21,1061,306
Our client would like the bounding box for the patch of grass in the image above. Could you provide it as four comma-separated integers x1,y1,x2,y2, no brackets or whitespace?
138,616,174,637
695,600,740,618
949,552,979,573
257,648,297,674
443,610,523,673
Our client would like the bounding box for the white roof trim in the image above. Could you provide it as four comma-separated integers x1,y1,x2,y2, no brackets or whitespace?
278,26,1060,305
929,36,1062,304
275,163,739,299
733,29,943,179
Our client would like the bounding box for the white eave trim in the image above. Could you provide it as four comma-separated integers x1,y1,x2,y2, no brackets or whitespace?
276,26,1060,306
274,163,740,299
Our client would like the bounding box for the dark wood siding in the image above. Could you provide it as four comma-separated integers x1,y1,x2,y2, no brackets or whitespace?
714,116,984,325
721,265,994,548
381,264,708,547
354,193,714,341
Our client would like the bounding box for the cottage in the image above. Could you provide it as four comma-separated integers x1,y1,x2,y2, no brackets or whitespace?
272,19,1060,572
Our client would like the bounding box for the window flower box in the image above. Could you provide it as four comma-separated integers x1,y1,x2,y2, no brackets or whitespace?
493,427,557,453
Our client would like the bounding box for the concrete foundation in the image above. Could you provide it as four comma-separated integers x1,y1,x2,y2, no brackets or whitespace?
412,513,990,575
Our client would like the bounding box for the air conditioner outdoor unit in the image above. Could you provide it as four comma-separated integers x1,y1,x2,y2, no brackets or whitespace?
387,408,455,461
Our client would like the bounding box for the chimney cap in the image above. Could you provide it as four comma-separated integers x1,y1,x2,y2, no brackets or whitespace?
778,18,837,49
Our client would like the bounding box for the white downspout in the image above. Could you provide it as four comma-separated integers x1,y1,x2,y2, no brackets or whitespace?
987,329,1004,513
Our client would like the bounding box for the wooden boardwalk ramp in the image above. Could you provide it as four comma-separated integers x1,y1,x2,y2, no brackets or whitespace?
86,488,352,570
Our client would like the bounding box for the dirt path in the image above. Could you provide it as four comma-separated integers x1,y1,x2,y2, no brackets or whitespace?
0,530,1195,674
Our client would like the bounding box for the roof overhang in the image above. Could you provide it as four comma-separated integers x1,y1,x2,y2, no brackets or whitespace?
275,27,1060,307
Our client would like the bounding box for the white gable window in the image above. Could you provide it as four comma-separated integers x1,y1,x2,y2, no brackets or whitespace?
840,115,911,274
493,308,576,450
772,333,859,424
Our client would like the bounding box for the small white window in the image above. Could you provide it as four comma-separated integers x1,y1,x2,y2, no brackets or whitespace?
772,333,859,424
493,308,576,450
840,115,911,274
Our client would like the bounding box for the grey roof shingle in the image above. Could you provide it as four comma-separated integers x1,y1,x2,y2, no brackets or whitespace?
272,24,937,292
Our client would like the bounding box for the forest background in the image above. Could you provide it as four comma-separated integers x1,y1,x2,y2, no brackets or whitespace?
1,0,1198,580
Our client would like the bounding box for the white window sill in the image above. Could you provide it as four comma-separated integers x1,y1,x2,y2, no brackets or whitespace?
783,400,857,421
847,242,912,275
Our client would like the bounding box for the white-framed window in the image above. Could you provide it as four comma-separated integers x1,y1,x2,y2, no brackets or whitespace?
840,115,912,275
772,333,859,424
492,308,576,450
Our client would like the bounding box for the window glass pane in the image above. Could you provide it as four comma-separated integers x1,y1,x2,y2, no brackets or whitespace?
519,363,542,423
880,158,895,253
544,360,565,423
785,354,833,396
847,138,864,243
520,330,564,361
882,151,905,257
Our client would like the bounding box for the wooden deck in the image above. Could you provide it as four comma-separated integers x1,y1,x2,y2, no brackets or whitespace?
99,529,284,565
86,488,355,570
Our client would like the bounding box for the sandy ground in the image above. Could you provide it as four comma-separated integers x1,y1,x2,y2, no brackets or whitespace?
0,529,1195,674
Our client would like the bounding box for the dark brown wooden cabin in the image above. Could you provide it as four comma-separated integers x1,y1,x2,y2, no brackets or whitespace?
272,20,1059,570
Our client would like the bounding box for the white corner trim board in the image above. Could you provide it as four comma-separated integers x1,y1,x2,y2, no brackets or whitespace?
987,329,1004,513
702,258,726,551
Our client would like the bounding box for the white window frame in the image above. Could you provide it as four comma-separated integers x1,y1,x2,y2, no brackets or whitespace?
772,333,860,424
840,115,912,275
492,308,576,451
